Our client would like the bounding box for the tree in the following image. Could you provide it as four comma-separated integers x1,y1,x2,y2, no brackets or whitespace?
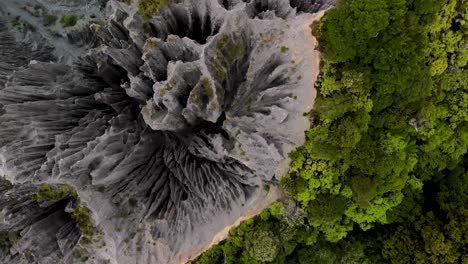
245,229,280,262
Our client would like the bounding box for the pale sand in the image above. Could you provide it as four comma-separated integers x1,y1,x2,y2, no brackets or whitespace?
275,9,326,180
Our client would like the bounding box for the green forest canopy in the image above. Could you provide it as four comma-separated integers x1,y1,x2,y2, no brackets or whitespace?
193,0,468,263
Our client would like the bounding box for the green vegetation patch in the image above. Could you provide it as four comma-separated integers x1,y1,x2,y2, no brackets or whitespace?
60,15,78,27
120,209,129,218
188,90,199,105
71,205,95,238
0,232,20,253
207,36,245,83
201,78,214,99
146,38,159,50
12,17,36,32
143,23,151,34
30,184,98,241
215,35,245,63
90,23,101,33
1,176,12,189
217,35,230,49
42,14,57,26
225,38,245,63
30,183,79,201
72,245,90,262
138,0,176,20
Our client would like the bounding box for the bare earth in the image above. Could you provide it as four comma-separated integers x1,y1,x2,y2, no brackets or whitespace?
275,10,326,181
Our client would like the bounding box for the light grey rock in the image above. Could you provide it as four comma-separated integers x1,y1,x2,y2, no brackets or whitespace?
0,0,335,263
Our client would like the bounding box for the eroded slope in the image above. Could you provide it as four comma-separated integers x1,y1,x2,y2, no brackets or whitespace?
0,0,334,263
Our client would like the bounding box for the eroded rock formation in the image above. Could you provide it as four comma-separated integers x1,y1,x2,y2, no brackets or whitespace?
0,0,334,263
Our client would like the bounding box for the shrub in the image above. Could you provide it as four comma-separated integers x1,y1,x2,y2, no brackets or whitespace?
246,229,280,262
42,14,57,26
60,15,78,27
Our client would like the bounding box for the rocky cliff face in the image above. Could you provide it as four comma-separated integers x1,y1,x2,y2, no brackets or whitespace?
0,0,334,263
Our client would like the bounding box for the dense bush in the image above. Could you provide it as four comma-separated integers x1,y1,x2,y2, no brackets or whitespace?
60,15,78,27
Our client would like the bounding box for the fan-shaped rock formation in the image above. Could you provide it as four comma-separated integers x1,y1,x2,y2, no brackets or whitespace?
0,0,334,263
